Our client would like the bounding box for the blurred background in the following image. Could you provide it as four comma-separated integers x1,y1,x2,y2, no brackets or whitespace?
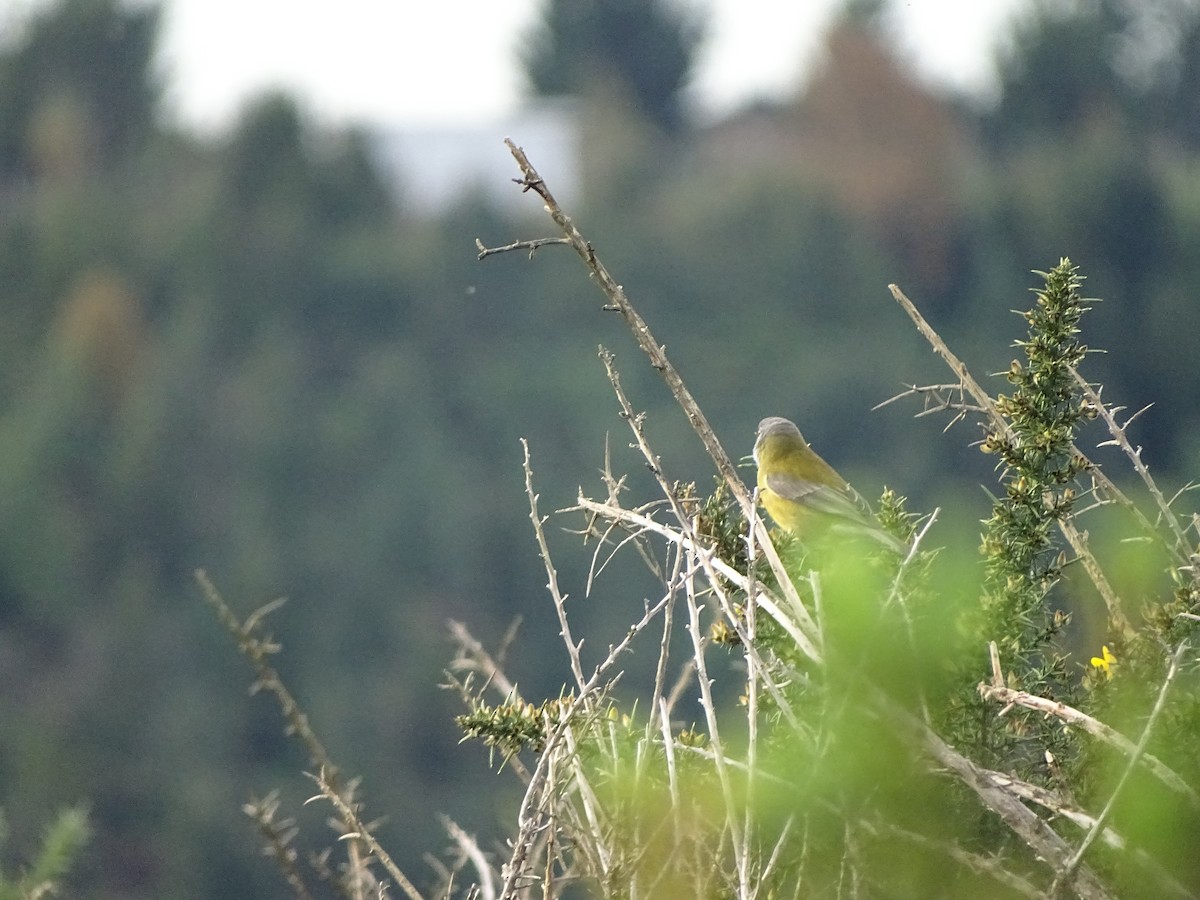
2,0,1200,895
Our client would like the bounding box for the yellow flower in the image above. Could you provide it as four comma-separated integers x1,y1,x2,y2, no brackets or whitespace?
1090,645,1117,680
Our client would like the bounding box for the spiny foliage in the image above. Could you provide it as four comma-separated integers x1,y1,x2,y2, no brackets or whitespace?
981,259,1093,644
0,806,89,900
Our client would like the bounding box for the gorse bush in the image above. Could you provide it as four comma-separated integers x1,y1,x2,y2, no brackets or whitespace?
205,147,1200,899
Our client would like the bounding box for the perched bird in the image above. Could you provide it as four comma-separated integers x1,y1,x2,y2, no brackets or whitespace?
753,416,904,552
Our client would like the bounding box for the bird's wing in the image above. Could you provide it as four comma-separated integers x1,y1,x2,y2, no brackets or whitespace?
765,471,905,551
763,471,872,524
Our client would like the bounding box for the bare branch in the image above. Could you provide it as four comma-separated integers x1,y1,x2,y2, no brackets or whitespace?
888,285,1011,441
495,575,675,899
447,619,519,699
196,570,340,781
980,669,1198,808
494,140,763,564
306,768,425,900
682,543,745,867
1057,520,1135,639
522,438,587,693
572,495,820,665
1075,370,1195,562
873,382,987,432
912,721,1115,900
475,236,571,260
440,815,498,900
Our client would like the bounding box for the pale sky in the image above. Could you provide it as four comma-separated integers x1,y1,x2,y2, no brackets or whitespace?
55,0,1030,131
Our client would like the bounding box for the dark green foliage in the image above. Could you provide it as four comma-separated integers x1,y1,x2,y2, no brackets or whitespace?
0,0,159,176
522,0,705,131
985,0,1200,151
0,806,89,899
694,480,750,573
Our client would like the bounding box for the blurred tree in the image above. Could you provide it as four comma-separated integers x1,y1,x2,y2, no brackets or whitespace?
52,267,145,402
682,6,973,304
220,90,391,226
975,0,1200,463
521,0,705,132
0,0,160,180
986,0,1200,150
791,13,973,299
1138,0,1200,150
199,92,400,354
987,0,1130,146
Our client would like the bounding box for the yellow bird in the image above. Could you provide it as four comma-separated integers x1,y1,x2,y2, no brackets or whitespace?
753,416,903,552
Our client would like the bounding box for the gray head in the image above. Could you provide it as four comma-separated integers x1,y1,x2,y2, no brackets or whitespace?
756,417,803,443
754,417,806,463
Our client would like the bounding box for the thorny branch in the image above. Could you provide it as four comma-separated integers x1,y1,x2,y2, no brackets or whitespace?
480,140,756,530
1075,369,1199,568
980,684,1198,808
523,438,587,693
912,719,1115,900
474,236,570,260
306,768,423,900
498,447,688,899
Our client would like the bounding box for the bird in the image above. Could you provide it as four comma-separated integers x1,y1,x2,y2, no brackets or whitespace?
753,416,904,552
